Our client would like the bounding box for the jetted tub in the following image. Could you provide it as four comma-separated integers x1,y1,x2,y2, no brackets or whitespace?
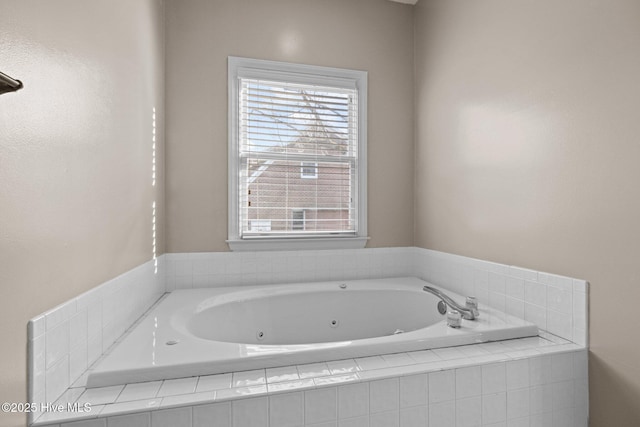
87,277,538,388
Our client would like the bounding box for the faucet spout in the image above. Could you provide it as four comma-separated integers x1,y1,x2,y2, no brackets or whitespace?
423,285,478,320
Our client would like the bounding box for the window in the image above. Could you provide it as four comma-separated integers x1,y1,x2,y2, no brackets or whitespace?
228,57,368,251
292,210,305,230
300,162,318,179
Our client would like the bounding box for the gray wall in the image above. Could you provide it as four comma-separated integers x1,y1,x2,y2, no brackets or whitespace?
414,0,640,425
165,0,415,252
0,1,165,425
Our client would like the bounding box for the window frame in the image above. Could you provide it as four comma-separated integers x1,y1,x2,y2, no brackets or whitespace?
300,162,318,179
227,56,368,251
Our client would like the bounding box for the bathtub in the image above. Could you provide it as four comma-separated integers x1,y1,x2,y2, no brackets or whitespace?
87,277,538,388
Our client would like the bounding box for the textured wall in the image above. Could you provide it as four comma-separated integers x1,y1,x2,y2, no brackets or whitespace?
414,0,640,425
0,1,165,425
165,0,415,252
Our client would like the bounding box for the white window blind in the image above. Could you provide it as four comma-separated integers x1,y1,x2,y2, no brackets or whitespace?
239,77,358,238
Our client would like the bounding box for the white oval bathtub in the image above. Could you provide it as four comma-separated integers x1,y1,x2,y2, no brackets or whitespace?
87,277,538,388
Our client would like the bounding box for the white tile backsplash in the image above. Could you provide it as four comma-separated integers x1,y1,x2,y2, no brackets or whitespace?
28,257,165,423
29,247,589,427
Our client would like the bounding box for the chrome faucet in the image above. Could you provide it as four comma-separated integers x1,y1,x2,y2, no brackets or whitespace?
423,285,479,321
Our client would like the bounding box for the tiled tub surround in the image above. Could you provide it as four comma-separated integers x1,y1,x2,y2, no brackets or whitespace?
27,258,165,424
164,247,588,346
32,335,588,427
28,247,589,425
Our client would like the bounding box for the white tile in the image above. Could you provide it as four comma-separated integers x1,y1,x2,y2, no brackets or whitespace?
28,315,47,340
231,396,268,427
106,412,150,427
151,407,192,427
524,303,546,330
77,385,124,405
69,346,88,387
232,369,266,387
482,392,506,425
370,410,399,427
382,353,414,367
355,356,388,371
552,407,574,427
338,382,369,419
530,411,552,427
70,310,88,351
572,291,587,329
46,356,70,403
157,377,197,397
308,422,338,427
507,417,529,427
30,334,46,400
505,276,525,300
508,267,538,282
399,374,427,408
524,281,546,307
547,286,572,315
87,333,103,367
489,292,506,313
507,388,530,420
266,365,300,383
407,350,440,364
338,416,369,427
297,362,331,379
551,381,575,411
551,352,574,382
455,396,481,427
160,391,215,408
305,387,337,424
529,384,552,415
432,347,466,361
266,379,315,393
399,405,427,427
429,400,455,427
573,279,588,294
46,300,76,331
482,363,506,395
216,385,268,401
116,381,162,402
456,366,481,399
547,310,572,341
529,356,552,386
573,351,588,380
269,392,303,427
506,359,530,390
314,374,360,387
100,398,160,416
196,373,232,392
489,273,506,294
193,402,231,427
505,297,525,319
328,359,361,375
369,378,399,413
428,370,455,404
60,419,106,427
53,387,85,406
46,321,70,369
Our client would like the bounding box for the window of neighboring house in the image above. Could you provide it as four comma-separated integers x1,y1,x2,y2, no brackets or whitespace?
227,57,368,251
300,162,318,179
292,210,305,230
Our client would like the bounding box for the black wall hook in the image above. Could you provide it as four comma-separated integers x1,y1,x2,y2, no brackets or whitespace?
0,71,23,95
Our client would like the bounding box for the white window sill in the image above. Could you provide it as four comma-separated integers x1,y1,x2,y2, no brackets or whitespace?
226,236,369,252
